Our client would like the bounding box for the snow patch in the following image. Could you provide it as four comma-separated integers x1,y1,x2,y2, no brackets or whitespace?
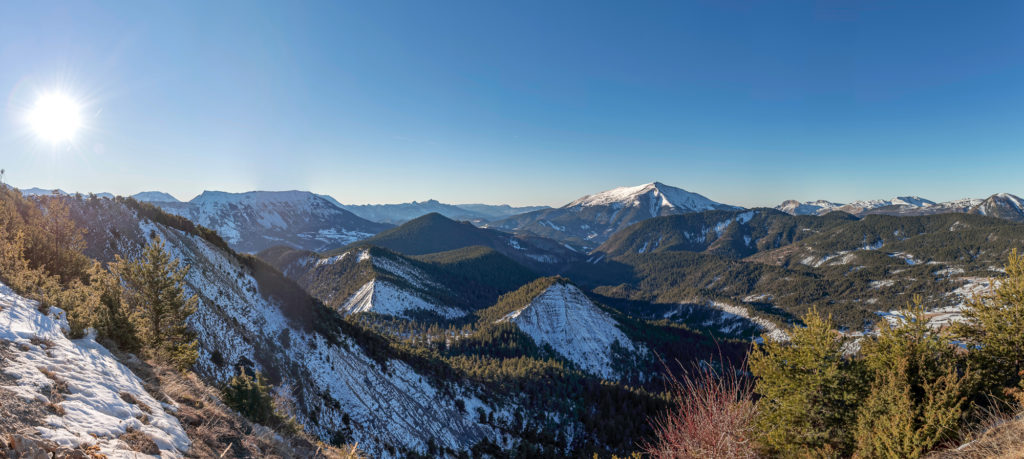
0,283,189,458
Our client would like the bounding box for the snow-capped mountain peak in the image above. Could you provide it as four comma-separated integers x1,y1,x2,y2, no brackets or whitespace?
566,182,732,215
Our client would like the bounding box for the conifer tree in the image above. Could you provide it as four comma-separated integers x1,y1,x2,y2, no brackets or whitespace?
37,193,87,282
748,307,865,457
88,261,141,352
113,236,198,370
853,297,971,458
223,366,276,425
954,249,1024,401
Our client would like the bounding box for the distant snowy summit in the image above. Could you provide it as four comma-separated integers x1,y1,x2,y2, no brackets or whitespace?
150,190,390,253
566,181,736,214
776,193,1024,222
491,182,739,250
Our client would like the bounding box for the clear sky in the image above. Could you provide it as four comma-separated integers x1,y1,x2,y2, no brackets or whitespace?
1,1,1022,207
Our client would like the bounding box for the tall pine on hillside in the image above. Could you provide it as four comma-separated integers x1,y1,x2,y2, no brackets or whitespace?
854,297,971,458
748,308,865,457
113,235,198,370
954,249,1024,402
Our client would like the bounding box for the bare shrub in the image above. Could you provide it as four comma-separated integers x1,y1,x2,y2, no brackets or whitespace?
120,427,160,454
642,363,759,459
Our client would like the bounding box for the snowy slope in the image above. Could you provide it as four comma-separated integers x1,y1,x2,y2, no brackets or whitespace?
152,190,390,253
969,193,1024,222
340,281,465,318
0,283,189,458
499,283,643,380
775,200,844,215
127,219,492,455
299,248,468,319
567,182,730,213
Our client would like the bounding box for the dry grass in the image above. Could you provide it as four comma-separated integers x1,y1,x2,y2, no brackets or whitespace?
642,363,760,459
119,427,160,454
119,391,152,414
116,354,360,458
38,366,68,416
929,409,1024,459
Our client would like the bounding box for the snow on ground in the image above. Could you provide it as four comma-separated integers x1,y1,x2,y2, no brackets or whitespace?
370,254,444,291
498,283,643,380
340,281,465,318
873,277,996,330
136,219,492,456
708,301,789,342
0,283,189,458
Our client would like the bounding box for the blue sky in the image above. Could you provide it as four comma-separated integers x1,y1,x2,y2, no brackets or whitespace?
1,1,1022,207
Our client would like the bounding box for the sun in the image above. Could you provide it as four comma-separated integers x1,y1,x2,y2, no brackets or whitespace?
27,92,83,144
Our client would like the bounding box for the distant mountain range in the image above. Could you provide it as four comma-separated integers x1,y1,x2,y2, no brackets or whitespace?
335,212,581,271
11,180,1024,457
489,182,740,251
339,199,548,225
149,191,390,253
19,187,115,199
17,185,1024,256
775,193,1024,222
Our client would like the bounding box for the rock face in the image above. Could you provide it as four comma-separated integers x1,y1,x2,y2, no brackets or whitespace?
491,182,739,250
500,283,643,380
153,190,390,253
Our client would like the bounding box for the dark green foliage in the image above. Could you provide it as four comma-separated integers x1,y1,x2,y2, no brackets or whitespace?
112,236,198,371
346,213,502,256
749,308,866,456
223,367,276,425
472,276,564,324
330,212,579,271
222,366,305,436
854,298,972,458
954,249,1024,401
596,208,855,259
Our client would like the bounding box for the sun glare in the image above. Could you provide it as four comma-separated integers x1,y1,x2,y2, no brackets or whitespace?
27,92,83,144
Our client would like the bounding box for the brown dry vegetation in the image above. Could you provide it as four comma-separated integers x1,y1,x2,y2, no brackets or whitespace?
641,363,759,459
115,352,363,459
929,411,1024,459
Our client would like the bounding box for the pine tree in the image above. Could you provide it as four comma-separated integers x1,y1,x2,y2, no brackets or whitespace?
853,297,971,458
88,262,141,352
223,366,276,425
113,236,198,370
954,249,1024,401
748,307,865,457
37,193,87,282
